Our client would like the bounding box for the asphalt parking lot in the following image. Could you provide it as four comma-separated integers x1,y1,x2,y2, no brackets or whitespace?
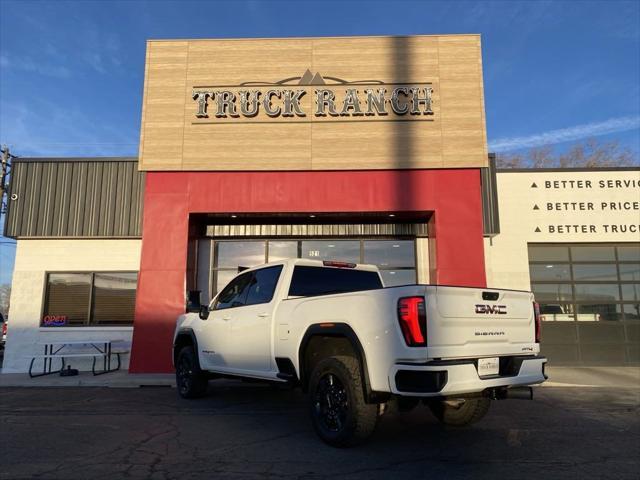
1,377,639,480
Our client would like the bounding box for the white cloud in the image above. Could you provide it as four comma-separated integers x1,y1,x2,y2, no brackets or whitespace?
0,99,138,157
82,52,107,74
0,54,71,78
489,115,640,152
6,12,124,77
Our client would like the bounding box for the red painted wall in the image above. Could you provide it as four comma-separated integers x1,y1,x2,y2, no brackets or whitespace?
130,169,486,373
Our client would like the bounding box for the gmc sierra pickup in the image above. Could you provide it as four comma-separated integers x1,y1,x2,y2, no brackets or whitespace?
173,258,547,446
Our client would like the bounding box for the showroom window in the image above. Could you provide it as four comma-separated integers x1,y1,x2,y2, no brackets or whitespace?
528,244,640,321
210,239,416,294
213,241,268,297
42,272,138,327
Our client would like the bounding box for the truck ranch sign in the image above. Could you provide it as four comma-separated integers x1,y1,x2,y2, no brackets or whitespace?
192,83,434,121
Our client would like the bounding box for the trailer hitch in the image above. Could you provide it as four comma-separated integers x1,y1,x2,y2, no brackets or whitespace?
487,386,533,400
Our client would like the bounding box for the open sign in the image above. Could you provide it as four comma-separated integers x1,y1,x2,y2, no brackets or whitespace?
43,315,67,326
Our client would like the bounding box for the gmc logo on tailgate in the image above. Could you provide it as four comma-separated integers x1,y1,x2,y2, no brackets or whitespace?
475,304,507,314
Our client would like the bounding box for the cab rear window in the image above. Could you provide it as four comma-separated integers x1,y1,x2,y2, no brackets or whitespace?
288,266,382,297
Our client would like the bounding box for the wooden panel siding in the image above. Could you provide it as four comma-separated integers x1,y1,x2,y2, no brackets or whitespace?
138,34,488,171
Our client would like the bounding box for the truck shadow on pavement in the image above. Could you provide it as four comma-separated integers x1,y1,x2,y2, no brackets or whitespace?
1,382,639,479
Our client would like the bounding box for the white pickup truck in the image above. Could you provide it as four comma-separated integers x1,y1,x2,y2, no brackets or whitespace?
173,258,547,446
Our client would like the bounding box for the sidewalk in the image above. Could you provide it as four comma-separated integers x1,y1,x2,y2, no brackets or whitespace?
542,366,640,389
1,366,638,389
0,370,175,388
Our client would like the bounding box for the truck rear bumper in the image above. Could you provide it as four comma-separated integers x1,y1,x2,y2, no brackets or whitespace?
388,355,547,397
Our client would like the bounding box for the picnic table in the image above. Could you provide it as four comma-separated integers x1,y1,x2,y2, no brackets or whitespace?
29,340,129,378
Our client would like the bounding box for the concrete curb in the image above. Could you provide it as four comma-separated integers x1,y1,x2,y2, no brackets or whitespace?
0,372,175,388
1,366,638,389
541,382,640,389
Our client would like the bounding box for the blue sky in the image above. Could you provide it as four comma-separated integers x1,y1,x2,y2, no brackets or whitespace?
0,0,639,283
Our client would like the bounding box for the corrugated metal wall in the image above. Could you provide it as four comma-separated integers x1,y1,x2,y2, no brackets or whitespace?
4,158,144,238
206,223,429,238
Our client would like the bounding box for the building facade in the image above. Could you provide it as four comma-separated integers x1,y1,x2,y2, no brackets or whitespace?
484,168,639,364
1,34,638,373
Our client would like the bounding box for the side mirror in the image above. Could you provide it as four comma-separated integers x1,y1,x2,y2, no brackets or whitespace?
199,305,210,320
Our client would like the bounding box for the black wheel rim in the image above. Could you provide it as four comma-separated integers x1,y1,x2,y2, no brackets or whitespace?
313,373,348,433
176,355,192,394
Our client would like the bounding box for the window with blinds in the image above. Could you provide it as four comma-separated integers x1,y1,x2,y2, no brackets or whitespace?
42,272,138,327
44,274,92,325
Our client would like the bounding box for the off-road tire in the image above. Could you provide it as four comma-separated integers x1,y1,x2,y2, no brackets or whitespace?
308,356,378,447
175,346,208,399
428,397,491,426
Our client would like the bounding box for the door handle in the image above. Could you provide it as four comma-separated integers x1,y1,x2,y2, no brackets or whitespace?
222,316,232,321
257,313,269,318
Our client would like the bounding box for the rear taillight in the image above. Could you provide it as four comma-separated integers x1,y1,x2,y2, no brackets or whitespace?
2,322,6,336
397,296,427,347
533,302,541,343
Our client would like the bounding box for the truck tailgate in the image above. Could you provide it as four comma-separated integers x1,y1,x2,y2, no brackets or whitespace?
426,286,536,359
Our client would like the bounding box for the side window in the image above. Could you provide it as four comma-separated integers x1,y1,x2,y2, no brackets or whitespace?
246,265,283,306
213,272,252,310
288,266,383,297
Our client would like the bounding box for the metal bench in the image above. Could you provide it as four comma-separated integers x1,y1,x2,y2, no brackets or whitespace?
29,341,128,378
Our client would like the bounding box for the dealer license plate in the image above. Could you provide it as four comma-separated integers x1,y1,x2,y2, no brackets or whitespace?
478,357,499,377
